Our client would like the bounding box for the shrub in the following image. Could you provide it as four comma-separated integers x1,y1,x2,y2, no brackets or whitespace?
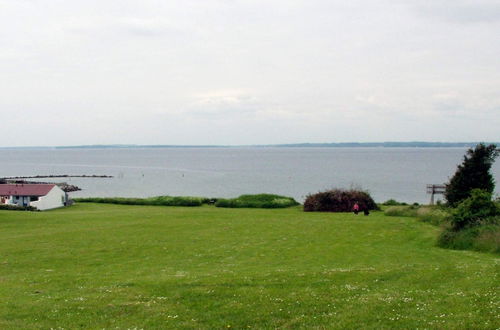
384,205,449,226
473,223,500,253
445,143,499,207
0,204,37,211
450,189,499,230
215,194,299,209
382,199,407,206
437,223,500,254
416,207,450,226
201,198,218,205
74,197,145,205
384,205,419,217
149,196,205,207
74,196,205,207
303,189,377,212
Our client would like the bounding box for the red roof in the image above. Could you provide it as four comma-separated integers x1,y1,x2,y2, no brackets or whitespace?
0,184,56,196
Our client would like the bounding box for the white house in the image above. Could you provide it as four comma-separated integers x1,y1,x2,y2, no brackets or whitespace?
0,184,68,210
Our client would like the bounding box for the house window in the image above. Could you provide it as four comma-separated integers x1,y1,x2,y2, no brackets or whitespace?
31,196,39,201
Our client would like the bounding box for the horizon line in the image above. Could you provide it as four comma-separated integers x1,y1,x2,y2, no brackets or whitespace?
1,141,498,149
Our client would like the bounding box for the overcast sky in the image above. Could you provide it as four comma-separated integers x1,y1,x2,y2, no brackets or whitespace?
1,0,499,146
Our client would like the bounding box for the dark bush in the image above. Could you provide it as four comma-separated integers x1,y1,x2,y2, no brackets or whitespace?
303,189,377,212
215,194,299,209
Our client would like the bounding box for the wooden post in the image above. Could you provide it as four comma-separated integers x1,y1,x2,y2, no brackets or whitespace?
427,184,446,205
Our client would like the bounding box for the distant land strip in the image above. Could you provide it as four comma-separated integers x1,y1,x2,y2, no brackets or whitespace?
48,142,500,148
0,142,498,149
263,142,499,148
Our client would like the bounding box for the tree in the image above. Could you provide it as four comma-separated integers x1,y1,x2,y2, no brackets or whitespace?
445,143,499,207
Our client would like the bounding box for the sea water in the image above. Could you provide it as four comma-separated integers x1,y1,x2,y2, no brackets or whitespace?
1,147,499,203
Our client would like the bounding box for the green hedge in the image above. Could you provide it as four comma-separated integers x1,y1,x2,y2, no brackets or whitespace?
74,196,207,207
0,204,37,211
382,199,408,206
215,194,299,209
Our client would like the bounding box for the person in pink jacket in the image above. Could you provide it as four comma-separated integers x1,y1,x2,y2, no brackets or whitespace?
353,202,360,215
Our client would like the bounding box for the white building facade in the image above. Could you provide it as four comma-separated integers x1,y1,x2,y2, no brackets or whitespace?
0,184,67,210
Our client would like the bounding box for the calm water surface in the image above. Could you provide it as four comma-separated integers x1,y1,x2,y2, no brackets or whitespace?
1,148,499,203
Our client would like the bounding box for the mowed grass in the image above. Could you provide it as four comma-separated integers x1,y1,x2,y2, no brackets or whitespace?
0,204,498,329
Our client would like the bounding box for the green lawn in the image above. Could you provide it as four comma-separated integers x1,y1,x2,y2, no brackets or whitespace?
0,204,498,329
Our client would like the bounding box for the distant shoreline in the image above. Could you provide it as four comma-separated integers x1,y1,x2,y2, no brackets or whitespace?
0,142,497,149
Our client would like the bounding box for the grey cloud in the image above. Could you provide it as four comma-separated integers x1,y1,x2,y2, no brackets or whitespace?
187,93,264,118
416,1,500,24
430,95,500,120
62,16,189,39
114,17,188,38
1,0,499,145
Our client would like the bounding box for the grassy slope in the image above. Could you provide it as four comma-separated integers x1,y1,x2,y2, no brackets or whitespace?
0,204,498,329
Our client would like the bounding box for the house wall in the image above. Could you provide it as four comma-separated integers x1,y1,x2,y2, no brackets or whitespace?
2,196,14,205
8,195,27,207
30,186,66,210
3,195,38,207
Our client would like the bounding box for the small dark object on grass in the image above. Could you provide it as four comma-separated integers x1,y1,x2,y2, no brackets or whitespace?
364,209,370,216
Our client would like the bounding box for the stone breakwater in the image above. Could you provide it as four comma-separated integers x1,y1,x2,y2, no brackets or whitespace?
0,175,113,193
2,174,113,179
1,180,81,192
